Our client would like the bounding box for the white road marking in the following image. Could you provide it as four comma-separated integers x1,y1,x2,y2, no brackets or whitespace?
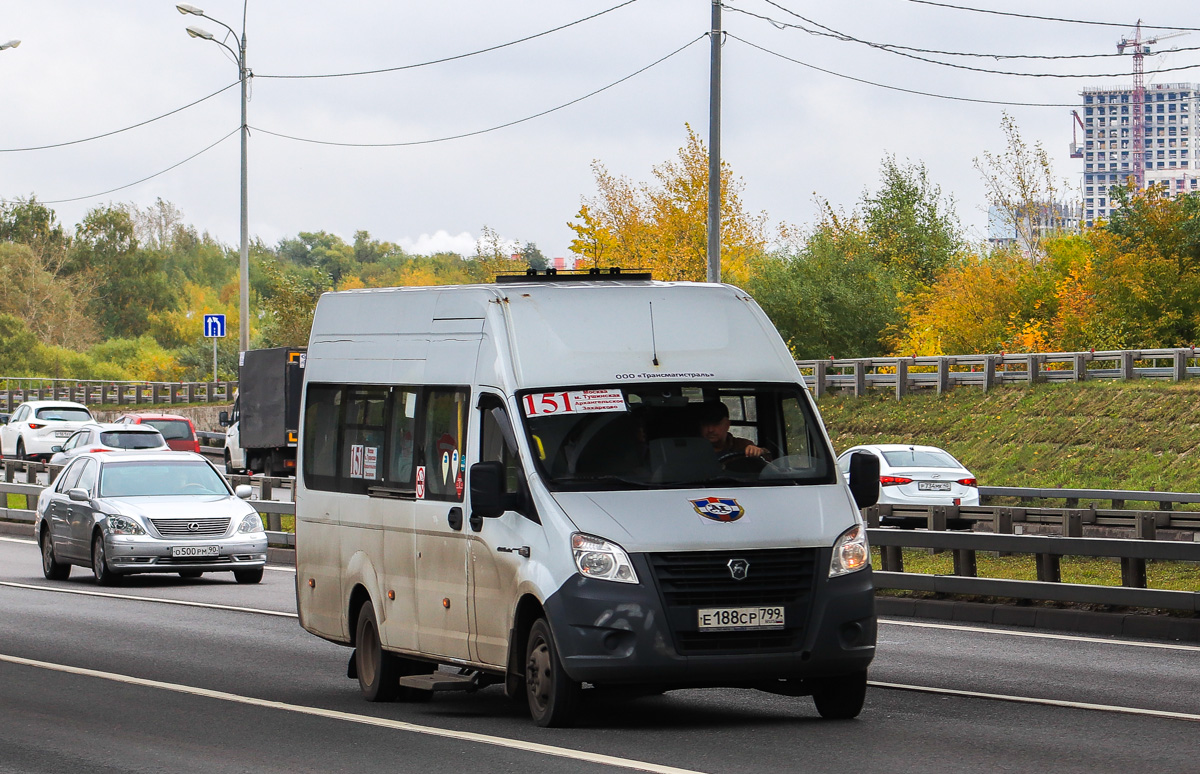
0,536,35,545
881,618,1200,653
0,580,297,618
869,680,1200,723
0,652,708,774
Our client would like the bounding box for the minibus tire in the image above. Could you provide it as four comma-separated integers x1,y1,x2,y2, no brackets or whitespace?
811,670,868,720
525,618,581,727
355,601,399,702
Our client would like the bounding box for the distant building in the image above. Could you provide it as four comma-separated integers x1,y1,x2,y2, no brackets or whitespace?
987,202,1082,250
1080,83,1200,227
551,256,577,271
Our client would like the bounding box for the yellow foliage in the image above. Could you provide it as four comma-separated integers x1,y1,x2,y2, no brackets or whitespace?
568,125,768,285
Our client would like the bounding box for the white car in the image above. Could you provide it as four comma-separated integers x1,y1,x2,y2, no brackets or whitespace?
0,401,96,462
836,444,979,510
49,423,170,465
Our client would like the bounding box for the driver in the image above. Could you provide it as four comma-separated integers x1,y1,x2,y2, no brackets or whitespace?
697,401,769,459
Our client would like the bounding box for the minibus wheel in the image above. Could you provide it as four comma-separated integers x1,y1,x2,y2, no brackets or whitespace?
525,618,580,727
811,670,867,719
355,601,399,702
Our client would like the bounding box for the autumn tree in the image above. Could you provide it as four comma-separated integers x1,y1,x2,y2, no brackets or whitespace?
975,113,1068,261
568,125,768,284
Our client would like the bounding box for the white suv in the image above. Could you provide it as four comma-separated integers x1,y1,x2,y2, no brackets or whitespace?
0,401,95,461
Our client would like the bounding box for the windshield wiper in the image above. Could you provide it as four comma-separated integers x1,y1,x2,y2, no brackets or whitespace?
550,475,652,490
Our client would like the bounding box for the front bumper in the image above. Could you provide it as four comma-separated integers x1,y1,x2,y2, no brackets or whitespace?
104,533,269,574
543,551,876,687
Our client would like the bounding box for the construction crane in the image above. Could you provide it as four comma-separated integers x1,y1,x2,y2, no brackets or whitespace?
1070,110,1085,158
1116,21,1189,190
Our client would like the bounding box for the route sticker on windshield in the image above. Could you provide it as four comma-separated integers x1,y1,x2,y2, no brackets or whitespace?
363,446,378,480
349,444,364,479
415,466,426,499
522,389,627,417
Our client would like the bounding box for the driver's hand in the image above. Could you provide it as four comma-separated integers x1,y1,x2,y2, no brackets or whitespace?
744,444,765,458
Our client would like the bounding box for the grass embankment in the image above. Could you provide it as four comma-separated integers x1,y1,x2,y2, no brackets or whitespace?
820,380,1200,594
818,380,1200,493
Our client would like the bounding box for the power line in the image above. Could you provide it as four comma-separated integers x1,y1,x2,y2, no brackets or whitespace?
743,0,1200,79
0,82,239,153
727,33,1077,107
250,34,705,147
256,0,640,80
11,128,240,205
724,3,1200,61
903,0,1200,33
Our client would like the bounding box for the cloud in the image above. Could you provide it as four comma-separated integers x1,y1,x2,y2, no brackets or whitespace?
398,230,478,256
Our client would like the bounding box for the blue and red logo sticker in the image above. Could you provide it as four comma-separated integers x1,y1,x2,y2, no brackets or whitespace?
690,497,745,522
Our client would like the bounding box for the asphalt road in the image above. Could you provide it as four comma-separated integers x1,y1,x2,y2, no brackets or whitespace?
1,536,1196,774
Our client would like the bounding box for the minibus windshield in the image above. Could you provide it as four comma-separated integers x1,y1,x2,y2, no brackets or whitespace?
521,383,835,491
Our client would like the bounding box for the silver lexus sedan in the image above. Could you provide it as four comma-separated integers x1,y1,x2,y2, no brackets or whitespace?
35,451,268,585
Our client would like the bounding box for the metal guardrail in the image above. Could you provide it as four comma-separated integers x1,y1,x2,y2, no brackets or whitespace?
866,502,1200,535
798,347,1199,399
979,486,1200,510
869,528,1200,612
0,378,237,412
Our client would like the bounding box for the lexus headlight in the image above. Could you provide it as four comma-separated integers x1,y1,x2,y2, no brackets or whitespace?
571,533,638,584
239,514,265,534
830,524,869,577
107,515,145,536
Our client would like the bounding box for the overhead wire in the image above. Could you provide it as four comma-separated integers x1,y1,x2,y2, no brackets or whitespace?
723,3,1200,61
256,0,640,80
744,0,1200,78
726,33,1077,107
0,82,239,153
16,127,241,205
902,0,1200,33
250,34,705,147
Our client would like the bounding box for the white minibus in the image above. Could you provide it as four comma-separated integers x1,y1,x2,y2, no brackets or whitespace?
295,272,880,727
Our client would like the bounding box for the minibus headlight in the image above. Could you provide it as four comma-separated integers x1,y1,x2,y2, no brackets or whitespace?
830,524,869,577
571,533,638,584
239,514,265,534
107,515,145,536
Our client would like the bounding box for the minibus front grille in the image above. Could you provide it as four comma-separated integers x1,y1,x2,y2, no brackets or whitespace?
673,629,798,654
647,548,818,607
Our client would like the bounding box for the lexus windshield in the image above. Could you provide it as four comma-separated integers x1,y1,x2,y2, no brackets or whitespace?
521,383,835,491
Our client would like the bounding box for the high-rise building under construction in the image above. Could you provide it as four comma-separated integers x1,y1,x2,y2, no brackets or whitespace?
1080,82,1199,227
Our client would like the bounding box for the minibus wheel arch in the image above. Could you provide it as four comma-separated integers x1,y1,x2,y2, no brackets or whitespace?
505,594,546,700
347,584,372,648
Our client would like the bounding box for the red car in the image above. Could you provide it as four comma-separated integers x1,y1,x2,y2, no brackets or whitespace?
116,413,200,453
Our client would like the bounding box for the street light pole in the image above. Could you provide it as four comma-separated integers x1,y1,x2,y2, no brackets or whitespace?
706,1,721,284
177,4,250,354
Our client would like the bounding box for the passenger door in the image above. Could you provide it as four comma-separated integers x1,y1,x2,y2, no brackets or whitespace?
469,393,536,667
46,459,85,559
412,387,473,660
65,458,99,560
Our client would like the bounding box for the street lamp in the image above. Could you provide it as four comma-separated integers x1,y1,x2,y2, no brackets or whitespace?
0,40,20,51
177,3,251,354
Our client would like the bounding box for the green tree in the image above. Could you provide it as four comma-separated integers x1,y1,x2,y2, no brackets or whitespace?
0,313,41,375
0,195,68,268
860,156,964,290
521,242,548,271
257,259,330,347
66,205,177,338
747,210,900,359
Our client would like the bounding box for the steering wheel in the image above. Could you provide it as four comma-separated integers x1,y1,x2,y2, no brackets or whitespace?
717,451,746,463
717,450,768,474
179,483,209,493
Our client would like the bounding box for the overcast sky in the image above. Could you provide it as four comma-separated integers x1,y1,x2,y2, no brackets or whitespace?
2,1,1198,261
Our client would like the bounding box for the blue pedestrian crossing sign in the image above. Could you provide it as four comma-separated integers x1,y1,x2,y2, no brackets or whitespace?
203,314,227,338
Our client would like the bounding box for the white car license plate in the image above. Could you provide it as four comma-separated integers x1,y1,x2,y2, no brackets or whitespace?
918,481,951,491
697,606,785,631
54,430,73,438
172,545,219,558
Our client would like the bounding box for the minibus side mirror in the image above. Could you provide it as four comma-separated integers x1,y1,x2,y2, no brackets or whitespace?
469,461,506,519
848,451,880,510
218,411,229,427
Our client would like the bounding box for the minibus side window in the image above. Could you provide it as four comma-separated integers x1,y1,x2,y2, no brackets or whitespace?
303,385,342,488
421,387,469,501
340,387,389,492
384,388,418,488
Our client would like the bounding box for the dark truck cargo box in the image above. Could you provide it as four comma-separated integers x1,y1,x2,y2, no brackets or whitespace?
239,347,305,449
